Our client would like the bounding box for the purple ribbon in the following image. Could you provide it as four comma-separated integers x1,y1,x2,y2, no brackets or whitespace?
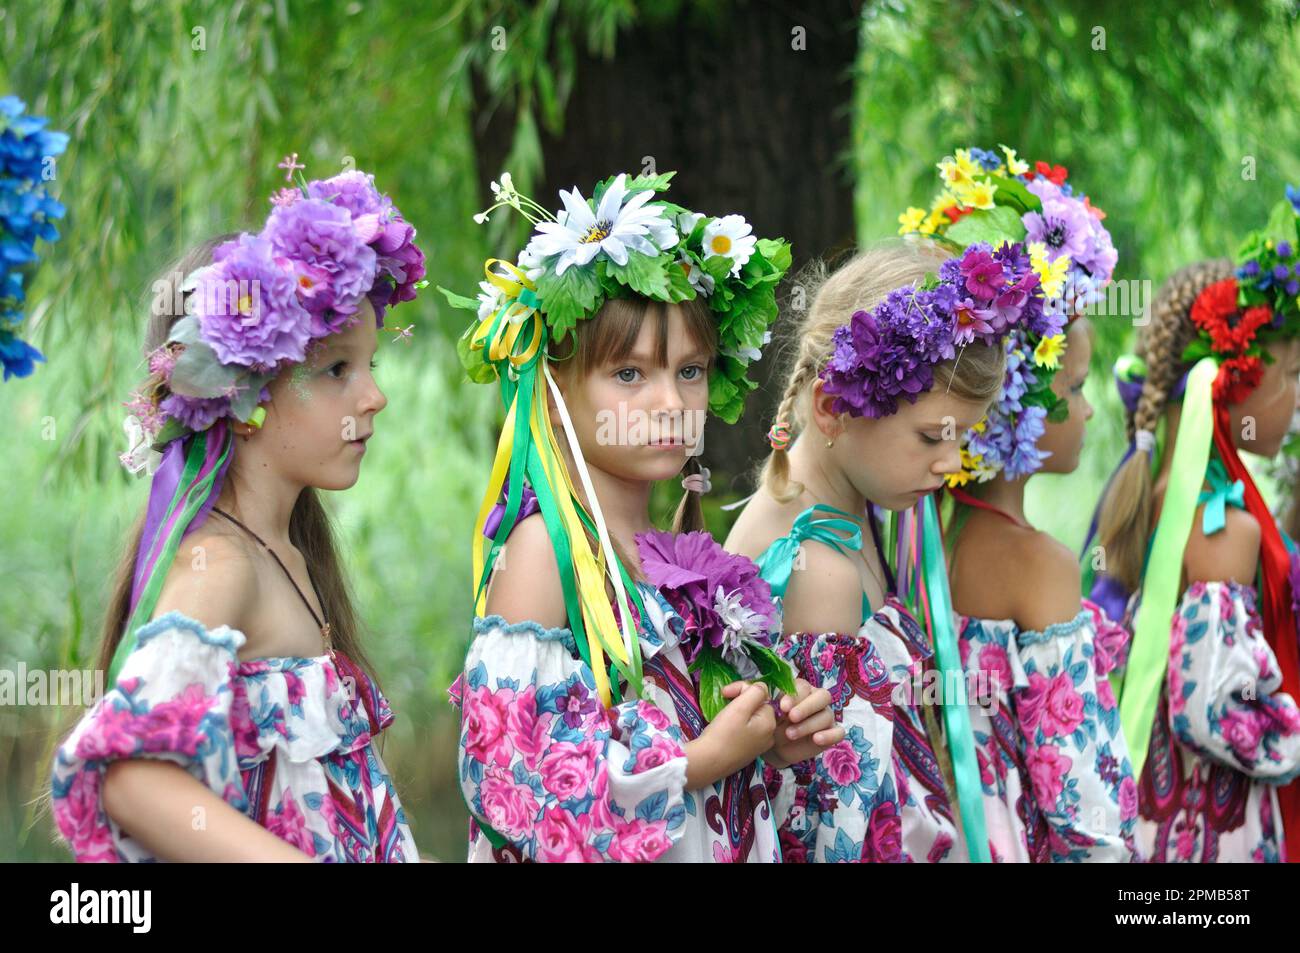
483,481,539,539
128,422,233,616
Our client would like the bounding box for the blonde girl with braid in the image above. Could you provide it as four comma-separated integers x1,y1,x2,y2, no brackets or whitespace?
1087,187,1300,862
727,240,1015,862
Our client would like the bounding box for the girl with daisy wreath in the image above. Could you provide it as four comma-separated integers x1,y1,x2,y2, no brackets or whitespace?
901,146,1139,862
442,170,843,863
1088,185,1300,862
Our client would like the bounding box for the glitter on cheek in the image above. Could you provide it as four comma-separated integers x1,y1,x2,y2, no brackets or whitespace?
289,362,313,402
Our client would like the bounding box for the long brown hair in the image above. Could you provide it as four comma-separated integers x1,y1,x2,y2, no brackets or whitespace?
1093,258,1234,590
547,294,718,574
756,241,1006,502
96,236,377,679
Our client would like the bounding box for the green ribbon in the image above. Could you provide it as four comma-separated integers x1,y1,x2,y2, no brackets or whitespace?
1197,458,1245,537
919,494,991,862
1119,357,1219,778
754,504,864,600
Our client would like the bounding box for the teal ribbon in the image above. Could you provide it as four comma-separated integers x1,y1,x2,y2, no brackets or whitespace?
754,504,863,600
919,495,992,863
1197,458,1245,537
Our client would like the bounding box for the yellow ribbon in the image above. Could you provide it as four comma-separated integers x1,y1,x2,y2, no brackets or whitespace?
471,259,544,369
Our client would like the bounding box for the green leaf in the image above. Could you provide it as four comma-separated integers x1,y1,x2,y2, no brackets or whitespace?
150,417,190,451
691,647,742,721
943,205,1026,248
457,321,498,384
748,643,797,698
622,170,676,194
536,263,602,341
437,285,479,311
702,253,734,284
606,250,671,300
708,368,747,425
666,258,695,302
166,316,240,399
755,237,792,275
1181,337,1213,364
1044,392,1070,424
987,174,1042,215
1265,199,1300,246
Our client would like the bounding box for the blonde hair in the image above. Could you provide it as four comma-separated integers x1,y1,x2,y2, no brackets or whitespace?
757,241,1006,502
1094,258,1234,589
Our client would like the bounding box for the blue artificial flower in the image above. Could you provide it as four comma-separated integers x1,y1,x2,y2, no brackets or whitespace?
0,96,66,383
1288,184,1300,216
0,328,44,380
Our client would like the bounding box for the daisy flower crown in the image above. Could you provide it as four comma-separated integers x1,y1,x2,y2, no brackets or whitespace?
898,145,1118,484
1183,185,1300,405
120,156,426,474
818,240,1052,420
439,171,792,424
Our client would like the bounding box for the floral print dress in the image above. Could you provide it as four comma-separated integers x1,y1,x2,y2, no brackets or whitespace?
756,505,963,863
1120,581,1300,862
454,580,780,863
50,611,417,862
958,600,1139,862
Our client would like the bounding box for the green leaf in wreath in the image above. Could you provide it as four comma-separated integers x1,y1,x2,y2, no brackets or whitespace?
943,205,1026,248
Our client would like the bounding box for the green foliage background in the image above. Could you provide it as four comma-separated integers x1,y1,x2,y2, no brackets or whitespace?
1,0,1298,860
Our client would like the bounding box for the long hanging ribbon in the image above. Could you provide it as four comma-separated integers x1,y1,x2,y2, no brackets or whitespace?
1118,357,1218,778
109,424,234,683
467,277,643,707
916,494,991,862
1212,399,1300,861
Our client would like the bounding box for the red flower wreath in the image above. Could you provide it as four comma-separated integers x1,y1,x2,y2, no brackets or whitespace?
1213,353,1264,404
1190,278,1275,356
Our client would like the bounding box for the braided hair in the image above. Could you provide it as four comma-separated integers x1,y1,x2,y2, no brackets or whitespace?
1094,258,1234,589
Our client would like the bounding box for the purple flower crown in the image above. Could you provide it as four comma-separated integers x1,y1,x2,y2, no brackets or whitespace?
819,242,1055,419
124,157,425,458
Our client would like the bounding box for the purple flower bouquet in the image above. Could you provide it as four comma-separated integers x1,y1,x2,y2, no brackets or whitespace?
635,528,795,720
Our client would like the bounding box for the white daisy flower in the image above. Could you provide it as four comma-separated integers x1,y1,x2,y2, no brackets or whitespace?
476,280,503,321
713,585,768,678
526,173,675,276
721,329,772,364
677,253,715,297
701,214,757,277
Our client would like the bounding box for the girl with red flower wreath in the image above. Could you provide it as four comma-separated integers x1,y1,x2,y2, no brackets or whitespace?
1087,187,1300,862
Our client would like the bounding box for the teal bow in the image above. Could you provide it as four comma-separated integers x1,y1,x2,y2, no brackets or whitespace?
755,504,863,601
1198,459,1246,537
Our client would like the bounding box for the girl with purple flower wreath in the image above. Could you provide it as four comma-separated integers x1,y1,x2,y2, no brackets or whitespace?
49,157,426,862
443,170,843,862
903,146,1139,862
726,239,1011,862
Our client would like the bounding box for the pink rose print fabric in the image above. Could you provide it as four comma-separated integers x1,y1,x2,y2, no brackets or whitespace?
50,612,417,862
957,599,1138,862
1124,581,1300,862
455,581,780,863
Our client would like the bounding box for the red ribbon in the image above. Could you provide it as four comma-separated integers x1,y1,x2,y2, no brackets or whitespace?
1212,400,1300,861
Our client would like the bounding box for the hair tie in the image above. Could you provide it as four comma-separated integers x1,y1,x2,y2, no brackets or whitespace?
1134,429,1156,454
767,422,792,451
682,466,712,494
